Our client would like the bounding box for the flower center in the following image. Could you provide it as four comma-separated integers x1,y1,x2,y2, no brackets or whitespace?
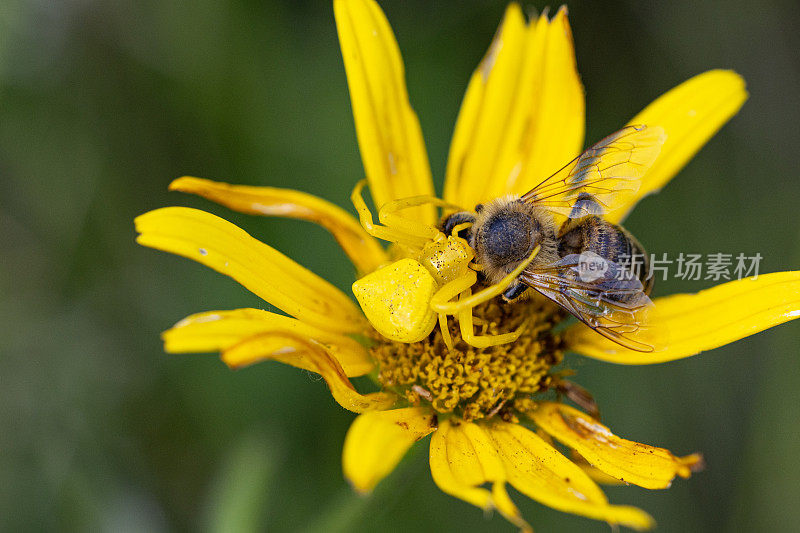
371,297,566,422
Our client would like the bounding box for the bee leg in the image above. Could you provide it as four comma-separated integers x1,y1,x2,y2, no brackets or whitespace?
501,282,527,302
555,379,600,420
430,244,541,315
350,179,428,247
457,287,523,348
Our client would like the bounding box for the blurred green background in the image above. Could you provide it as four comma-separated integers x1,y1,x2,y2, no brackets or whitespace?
2,1,799,531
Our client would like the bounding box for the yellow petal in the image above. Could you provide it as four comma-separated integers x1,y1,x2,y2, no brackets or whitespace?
507,7,586,198
531,403,702,489
334,0,435,224
233,331,394,413
169,177,387,275
352,258,437,343
444,5,584,208
135,207,367,334
572,454,629,486
429,419,529,531
609,70,748,223
162,308,373,377
444,3,526,208
343,407,436,493
485,421,655,531
566,271,800,364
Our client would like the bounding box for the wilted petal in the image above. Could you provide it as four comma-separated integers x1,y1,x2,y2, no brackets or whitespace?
170,177,387,274
530,402,702,489
485,421,655,530
234,331,394,413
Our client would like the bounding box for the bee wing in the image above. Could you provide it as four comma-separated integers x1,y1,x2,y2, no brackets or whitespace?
520,125,666,219
519,254,667,352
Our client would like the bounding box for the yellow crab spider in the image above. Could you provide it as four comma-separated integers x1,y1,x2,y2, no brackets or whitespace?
351,180,473,347
350,180,538,349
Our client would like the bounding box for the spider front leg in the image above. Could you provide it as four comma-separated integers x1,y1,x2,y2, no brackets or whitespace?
437,313,454,351
457,287,524,348
429,271,519,348
378,195,462,242
430,244,541,315
429,269,478,311
350,179,428,248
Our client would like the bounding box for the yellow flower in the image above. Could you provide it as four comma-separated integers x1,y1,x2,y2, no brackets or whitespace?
134,1,800,530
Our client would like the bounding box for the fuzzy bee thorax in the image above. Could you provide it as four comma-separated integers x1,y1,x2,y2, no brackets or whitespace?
472,196,558,284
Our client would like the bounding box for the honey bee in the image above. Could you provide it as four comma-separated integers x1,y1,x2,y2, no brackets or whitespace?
441,125,666,352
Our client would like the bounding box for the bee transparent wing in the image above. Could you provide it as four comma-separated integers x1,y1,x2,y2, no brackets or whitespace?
519,254,667,352
520,125,666,219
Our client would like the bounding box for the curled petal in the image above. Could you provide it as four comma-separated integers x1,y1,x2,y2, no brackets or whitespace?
429,419,529,531
530,402,702,489
334,0,435,224
485,421,655,531
169,177,387,275
163,309,373,377
610,70,748,223
444,5,584,208
343,407,437,493
235,331,395,413
135,207,367,333
566,271,800,364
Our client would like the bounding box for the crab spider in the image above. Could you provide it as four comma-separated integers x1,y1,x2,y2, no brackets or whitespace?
350,180,539,349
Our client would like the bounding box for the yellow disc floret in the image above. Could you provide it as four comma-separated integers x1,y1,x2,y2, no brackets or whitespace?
372,297,566,422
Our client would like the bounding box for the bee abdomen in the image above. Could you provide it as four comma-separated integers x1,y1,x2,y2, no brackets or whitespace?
558,216,653,295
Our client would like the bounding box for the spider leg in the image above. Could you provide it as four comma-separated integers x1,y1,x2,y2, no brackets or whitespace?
429,269,478,310
429,271,485,348
448,221,474,251
378,196,462,242
457,287,523,348
350,179,428,248
430,245,541,315
428,270,523,348
438,313,454,351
